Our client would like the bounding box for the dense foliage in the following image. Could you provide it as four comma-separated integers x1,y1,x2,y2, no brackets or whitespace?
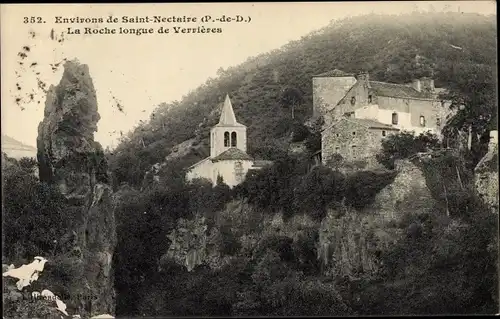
2,156,71,262
354,195,498,315
376,131,441,169
236,153,396,220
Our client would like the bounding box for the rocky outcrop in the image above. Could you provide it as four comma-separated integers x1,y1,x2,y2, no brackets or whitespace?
317,207,401,280
164,215,233,271
163,200,319,272
36,60,116,317
373,159,436,220
474,131,498,213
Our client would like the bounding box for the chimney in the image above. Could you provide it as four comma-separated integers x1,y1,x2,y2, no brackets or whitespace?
420,77,435,93
412,79,421,92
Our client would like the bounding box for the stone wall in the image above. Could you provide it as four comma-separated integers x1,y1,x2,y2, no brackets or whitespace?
312,76,357,123
322,119,393,169
333,79,373,118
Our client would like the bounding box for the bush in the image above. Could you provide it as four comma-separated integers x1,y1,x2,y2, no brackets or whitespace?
344,170,397,210
2,163,71,261
220,225,242,256
293,166,345,221
377,131,440,169
291,123,311,142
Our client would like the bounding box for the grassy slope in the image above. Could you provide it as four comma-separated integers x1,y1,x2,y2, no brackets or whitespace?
108,12,496,187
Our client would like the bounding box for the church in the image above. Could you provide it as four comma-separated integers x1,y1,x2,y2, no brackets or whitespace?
186,94,271,188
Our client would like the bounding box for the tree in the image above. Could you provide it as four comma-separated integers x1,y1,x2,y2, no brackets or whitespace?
2,163,70,261
441,63,497,166
279,87,304,119
376,131,440,169
18,157,37,174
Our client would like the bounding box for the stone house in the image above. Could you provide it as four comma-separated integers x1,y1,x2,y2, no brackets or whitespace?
313,70,454,167
186,94,271,188
321,117,400,168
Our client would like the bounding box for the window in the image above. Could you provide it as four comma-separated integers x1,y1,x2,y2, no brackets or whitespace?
392,112,398,125
351,145,357,158
231,131,237,147
436,117,441,127
351,96,356,106
419,116,426,127
368,95,373,103
336,133,340,137
352,131,356,136
382,130,386,137
344,112,353,118
335,147,340,153
224,131,230,147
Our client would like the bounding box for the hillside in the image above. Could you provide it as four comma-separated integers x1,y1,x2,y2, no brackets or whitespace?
108,11,497,187
1,135,37,160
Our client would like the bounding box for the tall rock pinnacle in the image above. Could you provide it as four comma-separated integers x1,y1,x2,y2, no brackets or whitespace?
36,59,116,317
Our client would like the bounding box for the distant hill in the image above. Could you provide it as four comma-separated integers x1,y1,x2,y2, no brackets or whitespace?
1,135,37,160
108,11,497,187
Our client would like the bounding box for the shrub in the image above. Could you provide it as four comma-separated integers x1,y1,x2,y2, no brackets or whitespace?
291,123,311,142
344,170,398,210
377,131,440,169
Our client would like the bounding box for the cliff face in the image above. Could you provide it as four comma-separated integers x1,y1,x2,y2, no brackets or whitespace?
164,200,319,272
36,60,117,317
317,207,401,279
475,133,498,214
373,159,436,220
164,215,234,272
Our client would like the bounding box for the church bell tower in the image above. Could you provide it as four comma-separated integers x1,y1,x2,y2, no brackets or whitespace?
210,94,247,158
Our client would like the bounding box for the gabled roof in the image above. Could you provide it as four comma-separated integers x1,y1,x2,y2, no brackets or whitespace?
323,117,400,132
369,81,430,99
211,147,253,162
314,69,355,78
215,94,245,127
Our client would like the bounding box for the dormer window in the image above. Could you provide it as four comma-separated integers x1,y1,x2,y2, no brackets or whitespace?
368,95,373,103
420,116,426,127
392,112,398,125
351,97,356,106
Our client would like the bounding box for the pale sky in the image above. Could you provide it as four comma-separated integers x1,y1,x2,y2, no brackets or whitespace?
1,2,496,149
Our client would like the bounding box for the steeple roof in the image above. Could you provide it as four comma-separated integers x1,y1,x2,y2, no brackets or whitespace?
216,94,245,127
